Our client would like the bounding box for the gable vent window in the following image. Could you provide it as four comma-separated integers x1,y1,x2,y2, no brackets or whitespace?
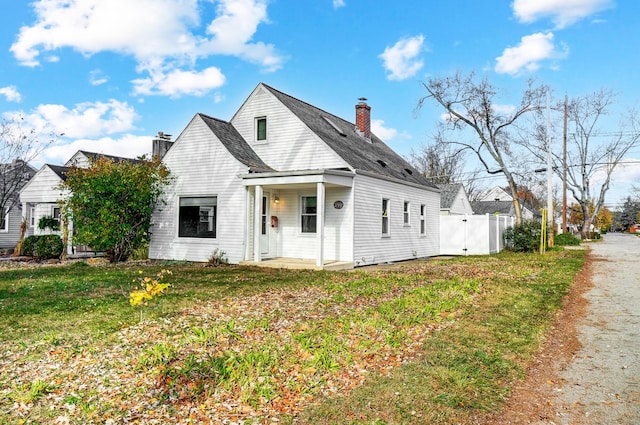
256,117,267,142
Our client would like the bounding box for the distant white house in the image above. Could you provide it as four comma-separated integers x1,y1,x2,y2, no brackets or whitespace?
149,83,442,269
0,160,37,251
19,150,138,255
437,183,474,216
472,186,536,220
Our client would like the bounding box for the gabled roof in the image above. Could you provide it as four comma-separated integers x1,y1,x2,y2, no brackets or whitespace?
471,200,514,215
65,151,142,167
197,114,273,173
48,165,70,181
261,84,436,188
436,183,463,209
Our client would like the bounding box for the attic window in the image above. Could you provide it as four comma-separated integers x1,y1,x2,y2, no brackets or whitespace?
377,159,387,167
404,168,413,175
322,116,346,137
256,117,267,142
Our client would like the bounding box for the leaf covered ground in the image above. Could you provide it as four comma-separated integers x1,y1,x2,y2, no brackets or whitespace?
0,250,585,424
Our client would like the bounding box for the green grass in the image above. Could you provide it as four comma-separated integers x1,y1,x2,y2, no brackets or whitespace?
0,250,585,424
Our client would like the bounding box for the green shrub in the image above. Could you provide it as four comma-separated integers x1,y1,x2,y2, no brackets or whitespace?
35,234,64,259
503,220,544,252
554,232,581,246
38,216,60,232
21,235,38,257
587,231,601,240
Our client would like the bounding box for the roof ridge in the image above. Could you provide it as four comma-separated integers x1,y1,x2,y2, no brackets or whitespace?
261,83,355,126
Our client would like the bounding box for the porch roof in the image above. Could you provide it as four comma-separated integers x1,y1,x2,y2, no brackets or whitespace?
241,168,354,188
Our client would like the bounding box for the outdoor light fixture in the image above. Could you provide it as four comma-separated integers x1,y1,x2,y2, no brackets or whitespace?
274,195,279,204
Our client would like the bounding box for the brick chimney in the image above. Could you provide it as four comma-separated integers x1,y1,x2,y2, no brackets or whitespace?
355,98,371,139
152,131,174,159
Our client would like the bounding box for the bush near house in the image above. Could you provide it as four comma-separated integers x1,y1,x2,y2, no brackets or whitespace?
554,232,581,246
59,156,170,263
20,234,64,259
503,220,544,252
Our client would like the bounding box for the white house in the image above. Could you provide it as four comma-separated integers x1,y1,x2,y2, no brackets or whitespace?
19,151,138,255
473,186,536,220
437,183,474,216
0,160,37,251
149,83,441,269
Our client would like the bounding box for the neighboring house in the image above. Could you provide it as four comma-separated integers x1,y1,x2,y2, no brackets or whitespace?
0,159,37,251
149,83,441,269
473,186,535,220
19,150,138,255
437,183,474,216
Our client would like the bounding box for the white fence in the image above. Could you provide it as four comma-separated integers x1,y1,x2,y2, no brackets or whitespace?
440,214,515,256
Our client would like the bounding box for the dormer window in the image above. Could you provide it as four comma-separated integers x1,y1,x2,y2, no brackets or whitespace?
256,117,267,142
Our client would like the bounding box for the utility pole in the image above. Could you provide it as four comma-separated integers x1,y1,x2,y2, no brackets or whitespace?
562,95,568,233
546,93,554,247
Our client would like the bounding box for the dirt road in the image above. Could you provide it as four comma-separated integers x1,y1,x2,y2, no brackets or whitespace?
552,233,640,424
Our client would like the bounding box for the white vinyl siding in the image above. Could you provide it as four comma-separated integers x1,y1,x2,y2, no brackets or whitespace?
231,86,350,172
149,116,248,263
264,187,353,262
353,174,439,266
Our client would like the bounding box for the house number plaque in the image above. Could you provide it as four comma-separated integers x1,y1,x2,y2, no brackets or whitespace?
333,200,343,209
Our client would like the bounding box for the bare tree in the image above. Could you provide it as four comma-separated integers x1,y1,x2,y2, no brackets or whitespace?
0,116,58,225
408,132,468,184
529,90,640,238
418,71,548,224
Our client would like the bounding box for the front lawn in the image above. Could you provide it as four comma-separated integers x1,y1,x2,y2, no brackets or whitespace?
0,250,585,424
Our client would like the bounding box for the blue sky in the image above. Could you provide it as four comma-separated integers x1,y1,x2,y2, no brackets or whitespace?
1,0,639,208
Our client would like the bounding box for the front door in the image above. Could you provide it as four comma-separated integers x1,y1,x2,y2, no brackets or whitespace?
260,192,270,255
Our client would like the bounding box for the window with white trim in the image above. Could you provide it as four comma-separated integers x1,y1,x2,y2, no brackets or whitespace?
403,201,410,226
382,198,390,236
178,196,217,238
301,196,317,233
256,117,267,142
29,207,35,228
420,204,426,236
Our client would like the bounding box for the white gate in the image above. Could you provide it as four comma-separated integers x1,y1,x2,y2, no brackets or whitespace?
440,214,514,256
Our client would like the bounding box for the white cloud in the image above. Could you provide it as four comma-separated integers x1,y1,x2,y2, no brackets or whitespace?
333,0,346,9
379,35,425,81
132,67,226,98
10,0,282,95
495,32,568,75
371,119,398,141
512,0,613,29
39,134,153,166
0,86,22,102
89,69,109,86
17,99,138,138
371,119,412,142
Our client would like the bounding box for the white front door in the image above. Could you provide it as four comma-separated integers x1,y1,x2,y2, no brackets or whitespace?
260,192,270,255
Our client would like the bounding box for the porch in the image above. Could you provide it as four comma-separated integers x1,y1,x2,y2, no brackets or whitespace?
242,169,355,268
240,257,353,271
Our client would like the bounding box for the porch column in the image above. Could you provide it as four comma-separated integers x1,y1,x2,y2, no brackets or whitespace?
254,185,262,262
316,182,325,267
244,187,251,261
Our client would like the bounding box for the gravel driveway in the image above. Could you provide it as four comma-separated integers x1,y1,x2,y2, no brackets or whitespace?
553,233,640,424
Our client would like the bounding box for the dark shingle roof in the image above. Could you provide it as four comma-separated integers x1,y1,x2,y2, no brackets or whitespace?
436,183,463,209
48,165,70,181
75,151,142,164
471,200,514,215
198,114,273,173
262,84,436,188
